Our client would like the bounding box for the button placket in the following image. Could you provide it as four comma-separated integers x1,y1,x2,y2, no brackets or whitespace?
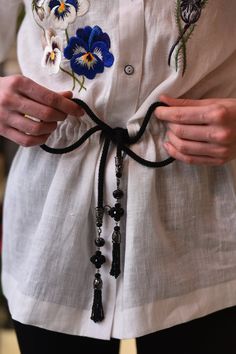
106,0,145,127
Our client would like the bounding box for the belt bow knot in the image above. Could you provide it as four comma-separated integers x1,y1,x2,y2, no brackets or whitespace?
40,98,175,323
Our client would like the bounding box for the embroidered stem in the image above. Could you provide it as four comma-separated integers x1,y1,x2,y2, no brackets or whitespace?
175,24,195,75
72,76,76,91
78,76,86,93
174,0,187,73
59,66,87,91
170,23,189,68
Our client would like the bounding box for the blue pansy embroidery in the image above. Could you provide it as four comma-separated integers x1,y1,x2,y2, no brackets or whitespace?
64,26,114,80
31,0,115,91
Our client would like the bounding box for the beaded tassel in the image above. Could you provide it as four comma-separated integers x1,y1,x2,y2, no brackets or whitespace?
90,207,106,322
110,226,121,278
109,154,124,278
91,273,104,323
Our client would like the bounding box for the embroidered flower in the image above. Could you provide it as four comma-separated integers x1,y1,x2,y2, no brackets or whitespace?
32,0,46,21
45,0,89,30
180,0,203,23
41,31,63,74
168,0,208,75
64,26,114,80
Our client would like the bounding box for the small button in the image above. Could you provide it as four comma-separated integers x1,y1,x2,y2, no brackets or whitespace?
124,65,135,75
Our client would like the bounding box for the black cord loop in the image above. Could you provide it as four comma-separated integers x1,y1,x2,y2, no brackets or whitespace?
40,98,175,322
41,99,175,207
41,99,175,159
41,98,175,209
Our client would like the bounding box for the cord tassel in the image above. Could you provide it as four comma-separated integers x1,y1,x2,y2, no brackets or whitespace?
40,99,175,324
90,207,106,323
91,273,104,323
110,227,121,278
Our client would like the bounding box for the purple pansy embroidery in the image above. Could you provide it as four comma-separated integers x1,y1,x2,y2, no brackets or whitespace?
64,26,114,80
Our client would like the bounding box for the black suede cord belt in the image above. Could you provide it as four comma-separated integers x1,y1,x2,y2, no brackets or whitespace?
40,99,175,323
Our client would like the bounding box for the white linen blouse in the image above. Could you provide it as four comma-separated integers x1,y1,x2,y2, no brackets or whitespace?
2,0,236,340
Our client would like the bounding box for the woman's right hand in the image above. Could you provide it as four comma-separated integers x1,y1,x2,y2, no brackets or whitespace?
0,74,84,146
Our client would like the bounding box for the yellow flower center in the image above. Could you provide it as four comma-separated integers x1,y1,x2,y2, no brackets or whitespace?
50,51,56,62
58,2,66,13
83,52,95,63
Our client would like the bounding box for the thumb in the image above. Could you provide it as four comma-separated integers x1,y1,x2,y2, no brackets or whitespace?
58,91,73,99
159,94,215,107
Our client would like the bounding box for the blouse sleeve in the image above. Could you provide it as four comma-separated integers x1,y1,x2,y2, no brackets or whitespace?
0,0,23,64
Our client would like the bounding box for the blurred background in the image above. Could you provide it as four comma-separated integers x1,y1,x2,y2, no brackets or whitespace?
0,7,136,354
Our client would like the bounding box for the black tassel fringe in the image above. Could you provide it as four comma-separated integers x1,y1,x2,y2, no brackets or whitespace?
110,242,121,279
91,273,104,323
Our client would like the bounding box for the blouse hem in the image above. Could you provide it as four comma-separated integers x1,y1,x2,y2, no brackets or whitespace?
2,271,236,339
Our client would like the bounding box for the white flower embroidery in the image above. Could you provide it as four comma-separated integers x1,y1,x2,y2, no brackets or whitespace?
41,31,63,74
44,0,90,30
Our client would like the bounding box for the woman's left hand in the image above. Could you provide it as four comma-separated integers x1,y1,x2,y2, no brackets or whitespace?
155,95,236,166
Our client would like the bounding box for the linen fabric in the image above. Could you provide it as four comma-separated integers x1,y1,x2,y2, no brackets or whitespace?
2,0,236,340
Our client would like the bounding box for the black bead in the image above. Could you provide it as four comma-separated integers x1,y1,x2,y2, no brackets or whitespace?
113,189,124,199
93,273,103,290
112,230,121,243
115,203,124,217
90,251,106,269
96,222,102,227
108,207,116,218
116,172,122,178
108,203,124,221
95,238,105,247
114,226,120,231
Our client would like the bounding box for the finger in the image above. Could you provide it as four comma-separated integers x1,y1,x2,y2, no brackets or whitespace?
155,104,221,125
1,126,51,147
9,112,58,136
166,130,229,158
159,94,220,107
10,94,67,122
167,122,232,145
13,76,83,117
163,141,225,166
168,123,209,142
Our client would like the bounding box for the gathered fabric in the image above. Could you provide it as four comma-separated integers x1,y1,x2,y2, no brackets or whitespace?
41,98,174,322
